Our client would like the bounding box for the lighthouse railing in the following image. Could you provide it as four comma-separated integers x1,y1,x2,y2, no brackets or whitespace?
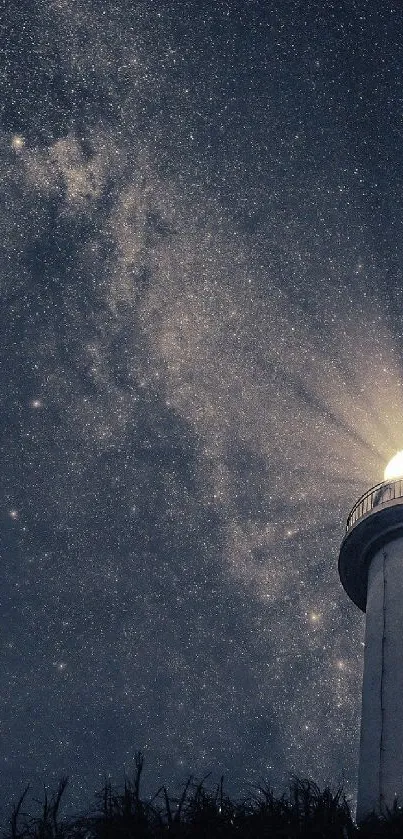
346,478,403,532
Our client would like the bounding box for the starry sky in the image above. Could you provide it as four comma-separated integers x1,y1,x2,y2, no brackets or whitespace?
2,0,403,817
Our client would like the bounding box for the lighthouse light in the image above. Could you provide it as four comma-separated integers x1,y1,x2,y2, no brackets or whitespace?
384,451,403,481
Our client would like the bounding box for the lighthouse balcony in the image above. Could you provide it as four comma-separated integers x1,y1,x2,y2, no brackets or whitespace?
346,478,403,532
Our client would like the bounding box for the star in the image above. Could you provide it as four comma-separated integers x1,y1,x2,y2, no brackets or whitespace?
11,135,25,151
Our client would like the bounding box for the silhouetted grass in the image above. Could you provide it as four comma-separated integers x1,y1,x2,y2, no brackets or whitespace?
6,752,403,838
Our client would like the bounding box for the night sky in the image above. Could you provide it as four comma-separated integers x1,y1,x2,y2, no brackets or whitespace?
2,0,403,818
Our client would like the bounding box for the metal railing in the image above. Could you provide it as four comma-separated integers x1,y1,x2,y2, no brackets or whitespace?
346,478,403,532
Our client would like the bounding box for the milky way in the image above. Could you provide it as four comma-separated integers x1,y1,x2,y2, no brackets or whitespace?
2,0,403,817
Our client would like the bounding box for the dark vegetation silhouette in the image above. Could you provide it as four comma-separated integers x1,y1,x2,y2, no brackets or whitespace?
5,753,403,839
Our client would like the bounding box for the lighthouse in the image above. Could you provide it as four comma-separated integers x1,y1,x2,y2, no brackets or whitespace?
339,451,403,822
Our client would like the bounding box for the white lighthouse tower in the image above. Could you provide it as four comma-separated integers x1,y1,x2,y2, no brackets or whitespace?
339,451,403,822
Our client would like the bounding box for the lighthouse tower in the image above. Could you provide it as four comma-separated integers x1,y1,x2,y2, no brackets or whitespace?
339,452,403,822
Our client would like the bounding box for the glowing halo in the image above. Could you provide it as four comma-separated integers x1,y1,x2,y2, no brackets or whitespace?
384,451,403,481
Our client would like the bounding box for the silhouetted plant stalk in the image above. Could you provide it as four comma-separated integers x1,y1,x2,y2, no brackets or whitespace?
8,752,403,837
9,778,69,839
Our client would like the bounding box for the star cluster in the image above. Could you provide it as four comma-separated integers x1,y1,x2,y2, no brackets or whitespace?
1,0,403,818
